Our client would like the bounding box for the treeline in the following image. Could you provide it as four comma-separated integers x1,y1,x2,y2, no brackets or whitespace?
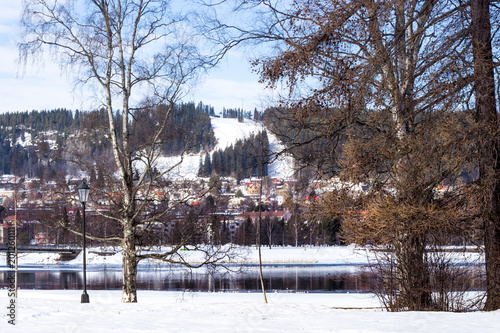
0,109,82,139
160,102,216,155
263,107,343,177
0,109,79,176
222,107,264,122
198,130,270,180
0,140,48,178
232,215,341,247
222,107,250,121
0,102,217,176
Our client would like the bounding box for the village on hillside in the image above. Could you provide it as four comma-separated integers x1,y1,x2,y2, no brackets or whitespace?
0,172,373,250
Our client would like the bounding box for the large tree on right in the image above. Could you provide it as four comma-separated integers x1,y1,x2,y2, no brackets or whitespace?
470,0,500,311
215,0,485,310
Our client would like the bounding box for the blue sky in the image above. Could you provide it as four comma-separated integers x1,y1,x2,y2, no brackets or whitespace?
0,1,273,114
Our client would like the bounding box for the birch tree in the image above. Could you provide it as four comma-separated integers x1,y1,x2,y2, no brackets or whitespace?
19,0,229,303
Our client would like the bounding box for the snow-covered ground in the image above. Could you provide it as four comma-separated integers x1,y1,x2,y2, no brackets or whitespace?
3,290,499,332
153,117,295,180
1,246,496,332
211,117,264,151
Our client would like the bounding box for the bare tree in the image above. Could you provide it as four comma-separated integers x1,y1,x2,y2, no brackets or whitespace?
203,0,500,311
205,0,481,310
19,0,230,303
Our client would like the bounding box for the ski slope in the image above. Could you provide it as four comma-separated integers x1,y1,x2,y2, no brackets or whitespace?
154,117,295,180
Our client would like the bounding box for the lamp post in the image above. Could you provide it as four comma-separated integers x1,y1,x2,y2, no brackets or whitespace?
77,182,90,303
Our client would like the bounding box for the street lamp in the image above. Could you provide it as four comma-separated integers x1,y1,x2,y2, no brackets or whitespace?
77,182,90,303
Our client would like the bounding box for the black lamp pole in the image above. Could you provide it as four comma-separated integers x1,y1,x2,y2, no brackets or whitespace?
77,182,90,303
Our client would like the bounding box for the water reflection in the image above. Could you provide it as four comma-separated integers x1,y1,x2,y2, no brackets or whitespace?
0,265,376,292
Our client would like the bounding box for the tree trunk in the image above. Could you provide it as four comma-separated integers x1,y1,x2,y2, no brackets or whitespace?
484,180,500,311
396,233,432,311
121,227,138,303
470,0,500,311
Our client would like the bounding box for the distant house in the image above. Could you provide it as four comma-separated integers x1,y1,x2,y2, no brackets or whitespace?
305,195,320,203
228,197,246,209
8,177,20,184
189,200,204,207
35,232,51,245
265,194,285,207
0,222,13,245
0,191,13,205
0,215,38,244
246,183,260,195
276,183,290,197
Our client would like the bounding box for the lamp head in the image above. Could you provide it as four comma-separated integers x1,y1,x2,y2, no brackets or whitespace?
77,182,90,203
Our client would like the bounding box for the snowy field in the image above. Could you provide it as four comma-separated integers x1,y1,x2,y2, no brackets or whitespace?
2,290,499,332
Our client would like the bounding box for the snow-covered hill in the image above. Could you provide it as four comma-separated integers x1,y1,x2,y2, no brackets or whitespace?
155,117,295,180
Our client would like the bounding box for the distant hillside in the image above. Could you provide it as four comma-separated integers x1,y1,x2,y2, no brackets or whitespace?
263,107,342,177
154,117,295,180
0,109,78,177
0,108,81,138
0,102,216,178
198,130,270,180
